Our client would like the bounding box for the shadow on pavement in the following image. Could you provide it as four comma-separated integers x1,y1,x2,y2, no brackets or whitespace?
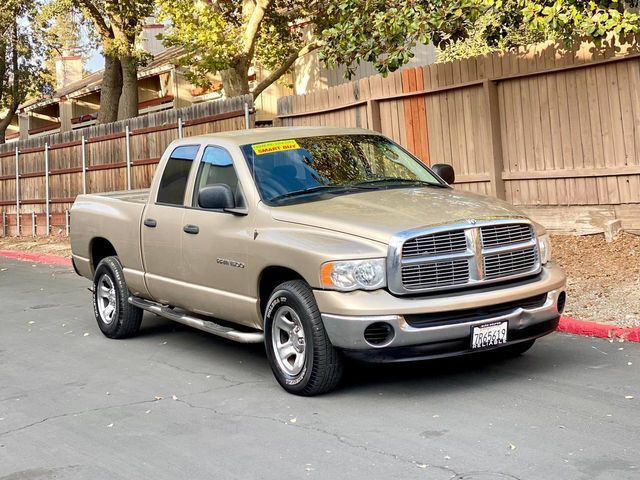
129,311,580,396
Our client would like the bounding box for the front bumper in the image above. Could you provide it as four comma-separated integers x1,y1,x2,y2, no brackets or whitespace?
316,262,566,361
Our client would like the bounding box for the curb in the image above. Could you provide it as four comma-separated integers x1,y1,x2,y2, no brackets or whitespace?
558,316,640,343
1,249,638,343
0,250,72,266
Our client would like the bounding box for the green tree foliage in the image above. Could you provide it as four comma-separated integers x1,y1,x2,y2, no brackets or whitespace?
320,0,640,75
157,0,331,99
436,8,557,62
0,0,47,143
43,0,154,123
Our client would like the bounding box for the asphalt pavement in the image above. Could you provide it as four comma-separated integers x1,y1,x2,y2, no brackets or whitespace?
1,258,638,480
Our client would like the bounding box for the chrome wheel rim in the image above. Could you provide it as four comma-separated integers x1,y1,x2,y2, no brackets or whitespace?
271,306,306,377
96,273,117,325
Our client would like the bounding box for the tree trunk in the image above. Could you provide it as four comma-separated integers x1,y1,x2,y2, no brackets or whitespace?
0,110,16,144
98,54,123,124
220,61,251,98
0,39,7,145
118,55,139,120
0,20,19,144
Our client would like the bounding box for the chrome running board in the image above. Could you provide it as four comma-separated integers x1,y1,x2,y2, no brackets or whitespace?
128,296,264,344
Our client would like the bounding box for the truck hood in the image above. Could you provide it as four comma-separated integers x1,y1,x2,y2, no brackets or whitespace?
270,187,529,244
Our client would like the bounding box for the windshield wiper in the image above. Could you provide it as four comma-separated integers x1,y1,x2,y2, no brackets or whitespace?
351,177,446,189
269,185,350,203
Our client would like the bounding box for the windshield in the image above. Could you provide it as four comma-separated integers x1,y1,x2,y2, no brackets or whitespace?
241,135,445,205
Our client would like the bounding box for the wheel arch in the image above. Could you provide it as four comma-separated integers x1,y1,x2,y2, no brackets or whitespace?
258,266,306,317
90,237,118,273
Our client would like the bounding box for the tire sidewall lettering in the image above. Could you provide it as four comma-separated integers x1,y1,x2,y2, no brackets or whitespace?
266,292,309,386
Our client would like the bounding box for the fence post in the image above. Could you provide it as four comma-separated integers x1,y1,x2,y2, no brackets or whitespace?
31,212,36,236
45,143,50,235
125,125,132,190
65,210,70,237
2,211,6,237
81,135,87,194
366,100,382,133
15,147,20,237
177,117,183,139
244,102,250,129
482,79,506,200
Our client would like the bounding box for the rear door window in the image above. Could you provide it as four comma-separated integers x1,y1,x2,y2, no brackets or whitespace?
156,145,200,205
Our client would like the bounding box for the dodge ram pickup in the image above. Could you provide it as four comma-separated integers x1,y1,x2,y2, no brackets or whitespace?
70,126,567,395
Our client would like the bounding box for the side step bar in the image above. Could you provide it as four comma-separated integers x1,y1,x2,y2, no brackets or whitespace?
128,296,264,344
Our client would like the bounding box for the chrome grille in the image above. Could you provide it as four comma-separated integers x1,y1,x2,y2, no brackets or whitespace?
481,224,533,248
389,220,541,295
484,247,538,279
402,230,467,257
402,259,469,290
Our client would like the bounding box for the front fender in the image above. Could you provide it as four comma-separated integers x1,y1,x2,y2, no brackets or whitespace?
250,225,388,291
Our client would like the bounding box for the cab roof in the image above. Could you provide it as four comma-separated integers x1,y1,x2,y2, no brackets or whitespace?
186,126,377,146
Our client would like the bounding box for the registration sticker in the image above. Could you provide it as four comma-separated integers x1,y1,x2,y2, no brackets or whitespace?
251,139,300,155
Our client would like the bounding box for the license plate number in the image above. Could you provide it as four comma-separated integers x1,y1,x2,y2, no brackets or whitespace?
471,321,508,349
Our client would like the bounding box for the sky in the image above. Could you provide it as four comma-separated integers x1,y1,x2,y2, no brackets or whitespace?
86,50,104,72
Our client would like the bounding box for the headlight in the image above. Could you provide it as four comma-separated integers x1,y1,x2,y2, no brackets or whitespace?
538,234,552,265
320,259,386,291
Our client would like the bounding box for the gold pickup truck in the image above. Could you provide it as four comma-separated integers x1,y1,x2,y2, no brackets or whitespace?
70,127,566,395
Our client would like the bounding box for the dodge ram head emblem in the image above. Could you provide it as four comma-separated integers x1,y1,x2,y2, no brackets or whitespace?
467,219,477,225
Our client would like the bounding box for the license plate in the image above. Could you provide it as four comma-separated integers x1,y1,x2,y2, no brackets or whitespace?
471,321,508,349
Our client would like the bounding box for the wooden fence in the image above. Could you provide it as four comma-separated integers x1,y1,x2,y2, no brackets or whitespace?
0,95,253,236
277,36,640,233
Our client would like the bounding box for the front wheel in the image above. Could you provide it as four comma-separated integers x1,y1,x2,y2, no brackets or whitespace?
93,256,142,339
264,280,343,396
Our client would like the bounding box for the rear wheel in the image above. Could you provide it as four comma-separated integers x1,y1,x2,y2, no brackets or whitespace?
93,256,142,339
264,280,343,396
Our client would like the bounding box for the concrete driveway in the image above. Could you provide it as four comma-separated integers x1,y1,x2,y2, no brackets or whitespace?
1,258,638,480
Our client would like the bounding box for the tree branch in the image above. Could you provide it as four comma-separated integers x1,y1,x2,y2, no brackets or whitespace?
75,0,113,40
243,0,271,58
251,41,323,99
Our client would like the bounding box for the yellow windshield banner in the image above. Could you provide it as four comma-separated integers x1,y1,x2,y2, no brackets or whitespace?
251,139,300,155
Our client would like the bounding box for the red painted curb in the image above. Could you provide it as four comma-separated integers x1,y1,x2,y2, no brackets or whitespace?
0,250,72,266
558,316,640,343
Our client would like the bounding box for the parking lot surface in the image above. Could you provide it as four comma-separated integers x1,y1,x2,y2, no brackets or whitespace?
1,258,638,480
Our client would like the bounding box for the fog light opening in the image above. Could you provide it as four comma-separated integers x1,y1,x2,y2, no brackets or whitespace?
557,291,566,314
364,322,395,347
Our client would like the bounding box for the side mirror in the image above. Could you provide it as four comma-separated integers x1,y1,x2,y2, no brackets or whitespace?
431,163,455,184
198,184,235,210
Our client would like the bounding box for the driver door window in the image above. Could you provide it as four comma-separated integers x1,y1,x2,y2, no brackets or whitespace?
193,146,244,208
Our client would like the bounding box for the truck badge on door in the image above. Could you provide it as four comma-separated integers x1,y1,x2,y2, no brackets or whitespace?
216,258,246,269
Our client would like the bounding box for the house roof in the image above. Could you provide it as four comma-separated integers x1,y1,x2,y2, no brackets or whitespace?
21,46,186,112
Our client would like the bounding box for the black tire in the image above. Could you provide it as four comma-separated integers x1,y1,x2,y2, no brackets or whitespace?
92,256,142,339
264,280,343,396
497,339,536,358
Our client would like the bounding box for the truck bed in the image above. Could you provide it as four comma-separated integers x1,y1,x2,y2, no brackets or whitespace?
70,189,150,283
88,188,151,205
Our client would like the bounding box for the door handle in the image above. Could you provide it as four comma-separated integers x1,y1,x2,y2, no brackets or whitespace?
183,224,199,235
144,218,157,228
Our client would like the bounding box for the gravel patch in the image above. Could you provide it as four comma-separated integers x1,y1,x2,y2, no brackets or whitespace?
553,232,640,327
0,236,72,257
